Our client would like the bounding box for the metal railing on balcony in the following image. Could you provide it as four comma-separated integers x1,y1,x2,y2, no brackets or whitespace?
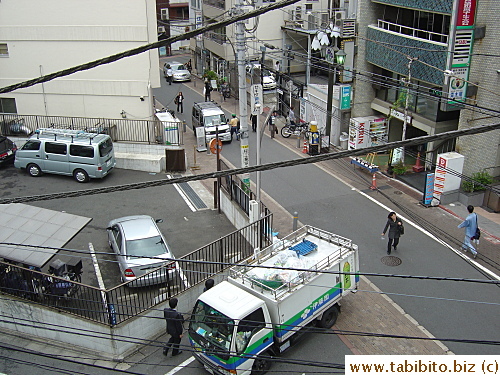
203,0,225,10
377,20,448,44
205,31,227,45
0,112,183,145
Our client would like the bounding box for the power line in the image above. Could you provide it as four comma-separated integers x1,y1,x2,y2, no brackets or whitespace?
1,121,499,206
0,0,302,95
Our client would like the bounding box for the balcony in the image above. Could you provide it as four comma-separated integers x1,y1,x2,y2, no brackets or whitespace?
377,20,448,44
203,0,225,10
371,0,452,15
205,31,226,45
366,23,448,86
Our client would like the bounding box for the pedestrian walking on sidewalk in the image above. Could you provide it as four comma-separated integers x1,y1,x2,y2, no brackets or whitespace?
381,211,403,255
163,298,184,357
204,80,213,102
229,114,239,140
165,64,173,85
458,205,478,258
203,278,215,292
175,91,184,113
267,110,278,138
250,114,257,132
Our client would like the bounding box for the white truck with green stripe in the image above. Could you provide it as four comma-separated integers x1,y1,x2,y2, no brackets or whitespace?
188,225,359,375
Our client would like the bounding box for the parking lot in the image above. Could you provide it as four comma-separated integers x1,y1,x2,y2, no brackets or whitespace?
0,162,236,290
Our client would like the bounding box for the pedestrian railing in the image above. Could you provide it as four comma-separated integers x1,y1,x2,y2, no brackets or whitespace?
0,112,183,145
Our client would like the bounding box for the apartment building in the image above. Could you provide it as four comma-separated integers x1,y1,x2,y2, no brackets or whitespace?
0,0,160,120
355,0,498,177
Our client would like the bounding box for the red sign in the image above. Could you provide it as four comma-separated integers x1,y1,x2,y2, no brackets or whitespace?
456,0,476,27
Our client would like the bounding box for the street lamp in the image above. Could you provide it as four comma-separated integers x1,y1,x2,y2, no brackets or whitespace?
335,49,346,65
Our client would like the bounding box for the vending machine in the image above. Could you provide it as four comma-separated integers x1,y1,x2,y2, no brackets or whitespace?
348,116,388,150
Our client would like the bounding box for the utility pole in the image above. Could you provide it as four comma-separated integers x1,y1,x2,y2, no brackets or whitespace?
401,56,418,164
235,0,250,190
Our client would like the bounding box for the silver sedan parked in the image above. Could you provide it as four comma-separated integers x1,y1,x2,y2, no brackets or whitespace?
107,215,177,287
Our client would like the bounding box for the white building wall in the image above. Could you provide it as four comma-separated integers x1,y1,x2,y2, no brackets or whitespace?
0,0,160,119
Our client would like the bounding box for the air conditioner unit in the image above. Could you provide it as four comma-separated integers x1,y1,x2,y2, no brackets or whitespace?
292,6,304,25
158,26,166,33
334,11,346,27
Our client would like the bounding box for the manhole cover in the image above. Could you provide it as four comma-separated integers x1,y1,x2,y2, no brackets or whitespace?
381,256,402,266
394,190,403,195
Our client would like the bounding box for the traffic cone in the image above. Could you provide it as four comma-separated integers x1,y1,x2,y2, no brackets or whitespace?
370,173,377,190
302,140,308,154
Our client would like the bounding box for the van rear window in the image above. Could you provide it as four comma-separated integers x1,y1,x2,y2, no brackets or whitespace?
70,144,94,158
99,138,113,157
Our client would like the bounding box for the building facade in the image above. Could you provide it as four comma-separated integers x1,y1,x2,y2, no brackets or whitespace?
0,0,160,120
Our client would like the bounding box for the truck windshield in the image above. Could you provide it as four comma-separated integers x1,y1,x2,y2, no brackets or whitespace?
204,114,227,127
189,300,234,359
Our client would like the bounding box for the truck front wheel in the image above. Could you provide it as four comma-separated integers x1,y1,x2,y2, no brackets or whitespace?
251,353,271,375
319,305,339,328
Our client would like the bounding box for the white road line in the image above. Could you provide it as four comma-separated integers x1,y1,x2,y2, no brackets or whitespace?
168,174,197,212
89,242,108,306
164,356,196,375
89,242,106,290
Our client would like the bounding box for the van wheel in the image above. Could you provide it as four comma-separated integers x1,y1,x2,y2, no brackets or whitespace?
27,163,42,177
251,353,271,375
319,305,339,329
73,169,89,183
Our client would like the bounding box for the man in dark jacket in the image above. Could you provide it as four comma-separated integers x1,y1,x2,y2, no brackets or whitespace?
163,298,184,356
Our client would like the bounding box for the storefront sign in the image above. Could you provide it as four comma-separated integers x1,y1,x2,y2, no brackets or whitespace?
390,108,411,124
340,85,351,110
423,173,435,205
456,0,476,27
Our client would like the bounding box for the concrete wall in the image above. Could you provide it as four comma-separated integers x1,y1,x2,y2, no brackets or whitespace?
0,0,160,120
0,275,228,359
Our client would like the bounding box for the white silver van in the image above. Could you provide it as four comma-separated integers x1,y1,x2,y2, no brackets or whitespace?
14,128,116,183
191,102,231,142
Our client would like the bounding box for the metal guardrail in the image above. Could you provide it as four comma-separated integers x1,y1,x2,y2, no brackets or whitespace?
0,215,273,326
0,112,183,145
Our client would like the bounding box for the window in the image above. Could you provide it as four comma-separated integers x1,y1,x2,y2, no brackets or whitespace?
70,145,94,158
44,142,67,155
161,8,169,20
21,140,40,151
0,98,17,113
98,139,113,158
0,43,8,57
235,308,266,353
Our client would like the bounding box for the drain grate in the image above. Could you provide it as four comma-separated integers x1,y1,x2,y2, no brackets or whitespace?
381,256,402,266
171,175,208,210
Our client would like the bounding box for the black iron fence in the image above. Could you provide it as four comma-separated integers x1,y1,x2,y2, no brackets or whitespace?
0,112,183,145
0,214,273,326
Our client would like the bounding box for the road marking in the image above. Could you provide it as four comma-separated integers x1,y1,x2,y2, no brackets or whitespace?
89,242,106,290
168,174,196,212
89,242,109,309
165,356,196,375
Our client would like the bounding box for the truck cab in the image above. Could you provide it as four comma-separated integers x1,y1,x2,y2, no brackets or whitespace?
189,281,273,375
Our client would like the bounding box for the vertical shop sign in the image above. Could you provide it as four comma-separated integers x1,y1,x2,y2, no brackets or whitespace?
423,173,436,205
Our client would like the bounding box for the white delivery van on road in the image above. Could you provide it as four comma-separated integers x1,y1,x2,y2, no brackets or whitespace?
189,225,359,375
14,128,116,183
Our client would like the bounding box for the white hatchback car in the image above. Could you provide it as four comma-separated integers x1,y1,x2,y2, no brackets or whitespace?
163,62,191,82
107,215,177,287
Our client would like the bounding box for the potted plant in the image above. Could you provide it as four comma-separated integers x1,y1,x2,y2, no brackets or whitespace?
459,170,493,207
392,161,408,175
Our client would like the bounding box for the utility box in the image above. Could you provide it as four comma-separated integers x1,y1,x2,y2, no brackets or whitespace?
165,146,186,172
